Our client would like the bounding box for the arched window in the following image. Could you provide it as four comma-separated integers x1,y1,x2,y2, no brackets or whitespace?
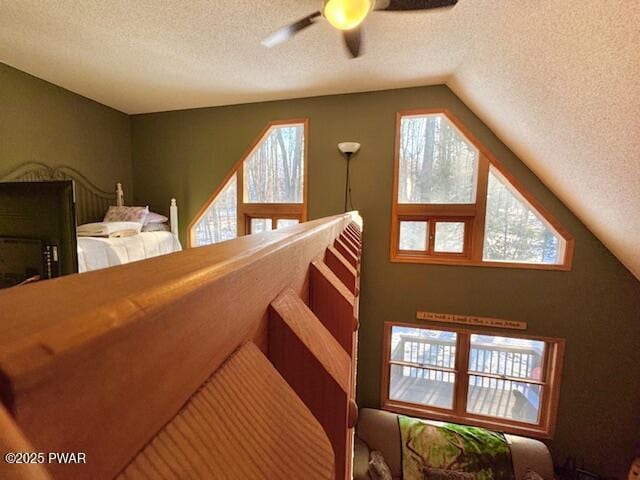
189,120,308,247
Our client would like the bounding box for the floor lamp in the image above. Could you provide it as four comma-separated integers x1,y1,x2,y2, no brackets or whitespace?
338,142,360,212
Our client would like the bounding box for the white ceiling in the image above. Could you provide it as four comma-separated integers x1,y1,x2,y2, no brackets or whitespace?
1,0,638,279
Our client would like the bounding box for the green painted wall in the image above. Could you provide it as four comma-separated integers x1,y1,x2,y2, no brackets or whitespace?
4,58,637,478
0,63,132,195
129,85,637,477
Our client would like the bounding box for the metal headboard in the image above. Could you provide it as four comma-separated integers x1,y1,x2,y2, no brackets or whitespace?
0,162,116,225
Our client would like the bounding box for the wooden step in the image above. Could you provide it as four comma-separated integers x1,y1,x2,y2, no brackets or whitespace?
269,289,353,480
346,223,361,238
334,238,358,269
339,233,360,257
309,261,357,355
342,228,361,248
118,342,334,480
325,246,358,295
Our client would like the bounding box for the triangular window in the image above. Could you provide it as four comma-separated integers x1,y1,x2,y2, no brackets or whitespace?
192,174,238,247
391,110,573,270
483,167,563,264
190,121,307,247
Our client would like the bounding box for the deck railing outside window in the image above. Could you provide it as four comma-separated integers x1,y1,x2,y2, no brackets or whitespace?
385,324,562,434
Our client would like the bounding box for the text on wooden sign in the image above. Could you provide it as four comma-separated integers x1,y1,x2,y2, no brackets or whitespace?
416,311,527,330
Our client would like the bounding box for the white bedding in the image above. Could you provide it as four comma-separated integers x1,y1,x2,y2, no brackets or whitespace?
77,231,182,273
77,221,142,237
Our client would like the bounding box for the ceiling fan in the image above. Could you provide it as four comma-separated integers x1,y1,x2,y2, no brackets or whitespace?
261,0,458,58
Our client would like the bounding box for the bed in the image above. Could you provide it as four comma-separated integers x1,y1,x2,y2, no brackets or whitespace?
1,162,182,274
77,231,181,272
75,182,182,272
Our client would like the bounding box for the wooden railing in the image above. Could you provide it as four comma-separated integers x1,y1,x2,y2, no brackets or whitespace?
0,213,363,480
393,334,541,386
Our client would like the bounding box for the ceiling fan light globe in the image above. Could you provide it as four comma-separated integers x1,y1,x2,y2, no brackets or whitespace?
324,0,373,30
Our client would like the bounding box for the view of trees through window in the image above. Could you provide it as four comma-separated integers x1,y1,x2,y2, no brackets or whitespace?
483,168,560,264
244,125,304,204
398,115,478,204
399,221,427,251
393,110,569,267
434,222,465,253
193,174,237,247
190,122,307,247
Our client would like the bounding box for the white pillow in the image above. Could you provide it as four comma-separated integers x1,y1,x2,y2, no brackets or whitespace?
103,206,148,224
78,222,143,237
145,210,169,224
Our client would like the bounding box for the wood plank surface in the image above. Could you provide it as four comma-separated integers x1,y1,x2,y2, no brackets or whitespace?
324,246,357,294
347,222,361,236
342,229,361,248
333,239,358,268
269,289,350,480
0,213,358,480
0,405,51,480
309,261,357,356
117,342,334,480
339,233,360,257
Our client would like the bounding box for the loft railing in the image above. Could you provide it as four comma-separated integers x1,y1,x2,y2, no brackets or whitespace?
0,213,363,480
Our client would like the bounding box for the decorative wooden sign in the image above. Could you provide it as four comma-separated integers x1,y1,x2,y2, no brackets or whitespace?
416,311,527,331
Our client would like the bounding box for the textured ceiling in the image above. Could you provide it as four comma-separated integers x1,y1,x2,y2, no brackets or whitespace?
1,0,638,278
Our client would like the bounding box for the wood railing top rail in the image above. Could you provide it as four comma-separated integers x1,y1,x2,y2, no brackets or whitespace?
0,212,359,480
0,213,357,361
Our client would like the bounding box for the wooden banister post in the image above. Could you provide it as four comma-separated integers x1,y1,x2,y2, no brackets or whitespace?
343,228,361,248
334,238,359,269
325,246,358,295
269,289,352,480
309,260,357,356
306,223,363,480
339,232,360,257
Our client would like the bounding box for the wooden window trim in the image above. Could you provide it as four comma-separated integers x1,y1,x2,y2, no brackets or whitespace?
390,109,574,271
188,119,309,247
380,321,565,439
246,214,302,234
397,217,473,259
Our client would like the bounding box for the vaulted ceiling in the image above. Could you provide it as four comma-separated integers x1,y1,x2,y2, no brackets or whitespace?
1,0,638,278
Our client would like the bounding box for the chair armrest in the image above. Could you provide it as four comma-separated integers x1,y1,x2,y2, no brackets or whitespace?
353,436,371,480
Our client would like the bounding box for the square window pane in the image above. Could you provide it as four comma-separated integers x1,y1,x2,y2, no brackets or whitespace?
390,364,455,410
390,326,457,368
469,334,545,382
250,218,273,234
434,222,465,253
399,221,427,251
276,218,299,229
467,375,542,424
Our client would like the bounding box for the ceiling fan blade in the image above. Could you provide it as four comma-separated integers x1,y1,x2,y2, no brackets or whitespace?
261,11,322,48
343,28,363,58
376,0,457,11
